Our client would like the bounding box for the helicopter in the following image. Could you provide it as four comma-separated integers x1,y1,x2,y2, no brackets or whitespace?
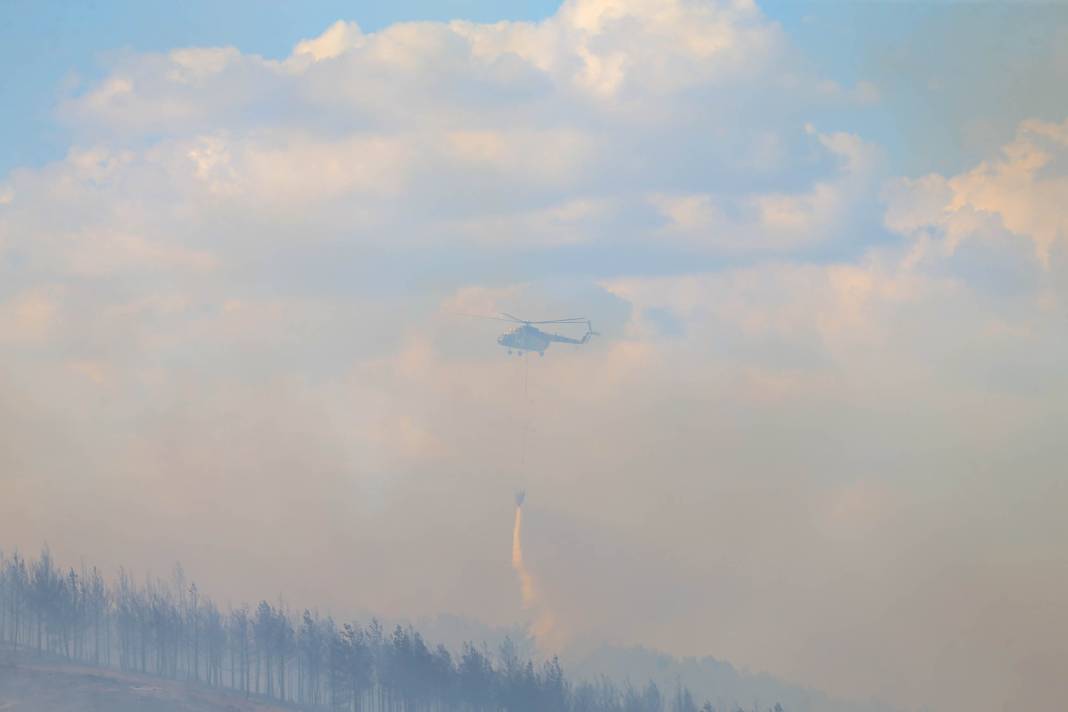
493,313,597,356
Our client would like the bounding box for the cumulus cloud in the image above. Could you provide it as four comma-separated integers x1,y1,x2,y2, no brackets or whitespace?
33,0,873,259
649,126,882,250
884,118,1068,267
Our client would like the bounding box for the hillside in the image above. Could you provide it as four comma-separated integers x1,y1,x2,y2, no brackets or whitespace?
566,646,899,712
409,615,894,712
0,661,288,712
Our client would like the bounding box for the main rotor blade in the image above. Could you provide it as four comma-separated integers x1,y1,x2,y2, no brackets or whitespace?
496,313,587,324
448,312,515,322
528,318,587,324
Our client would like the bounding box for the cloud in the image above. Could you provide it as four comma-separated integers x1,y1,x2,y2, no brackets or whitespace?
293,20,365,62
648,126,882,250
32,0,869,261
60,0,785,139
884,118,1068,267
454,0,783,99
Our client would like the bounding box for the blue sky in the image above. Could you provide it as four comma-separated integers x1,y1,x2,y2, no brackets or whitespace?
2,3,1067,712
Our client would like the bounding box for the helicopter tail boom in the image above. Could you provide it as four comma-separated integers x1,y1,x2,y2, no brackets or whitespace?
546,320,597,345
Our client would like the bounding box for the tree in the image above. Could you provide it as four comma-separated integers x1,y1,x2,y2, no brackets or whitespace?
0,548,788,712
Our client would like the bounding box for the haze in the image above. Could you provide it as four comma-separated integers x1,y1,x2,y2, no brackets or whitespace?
2,2,1067,711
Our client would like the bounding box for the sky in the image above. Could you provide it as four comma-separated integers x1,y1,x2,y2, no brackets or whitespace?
1,1,1067,711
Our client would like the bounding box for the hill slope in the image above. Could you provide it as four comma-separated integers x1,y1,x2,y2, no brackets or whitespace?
0,662,288,712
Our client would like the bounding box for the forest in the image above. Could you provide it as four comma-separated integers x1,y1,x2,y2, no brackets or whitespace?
0,548,784,712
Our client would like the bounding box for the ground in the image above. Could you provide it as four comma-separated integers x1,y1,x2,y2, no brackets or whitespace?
0,659,291,712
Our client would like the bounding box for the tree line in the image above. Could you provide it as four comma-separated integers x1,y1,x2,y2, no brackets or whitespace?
0,547,782,712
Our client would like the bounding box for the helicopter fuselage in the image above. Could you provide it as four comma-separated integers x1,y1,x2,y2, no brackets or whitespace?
498,324,552,354
497,321,593,355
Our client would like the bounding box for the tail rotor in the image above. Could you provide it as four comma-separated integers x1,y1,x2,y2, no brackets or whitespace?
582,320,599,344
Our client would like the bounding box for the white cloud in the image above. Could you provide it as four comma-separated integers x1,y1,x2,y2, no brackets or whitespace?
4,0,867,283
292,20,364,62
649,127,881,250
602,259,956,362
884,117,1068,266
167,47,242,85
441,0,782,100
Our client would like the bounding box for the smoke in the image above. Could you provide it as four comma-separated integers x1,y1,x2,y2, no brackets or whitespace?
511,502,559,650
